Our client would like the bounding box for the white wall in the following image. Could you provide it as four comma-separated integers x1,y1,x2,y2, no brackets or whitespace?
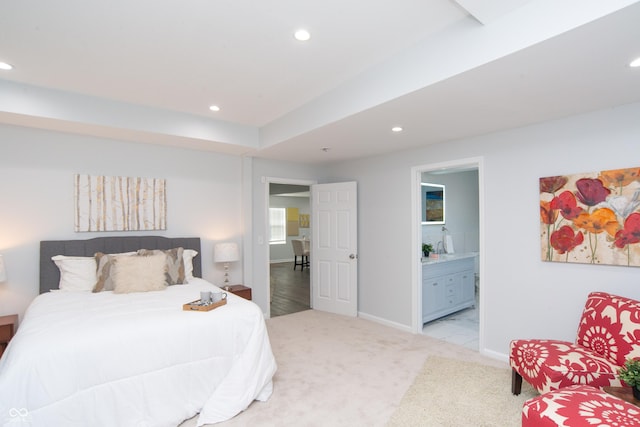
326,101,640,359
4,101,640,361
0,124,244,319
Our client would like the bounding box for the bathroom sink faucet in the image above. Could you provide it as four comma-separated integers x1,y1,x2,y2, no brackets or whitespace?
436,241,444,254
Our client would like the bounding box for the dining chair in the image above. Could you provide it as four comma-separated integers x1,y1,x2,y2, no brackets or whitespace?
291,240,310,271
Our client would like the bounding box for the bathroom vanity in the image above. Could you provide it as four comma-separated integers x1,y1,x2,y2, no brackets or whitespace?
422,253,476,323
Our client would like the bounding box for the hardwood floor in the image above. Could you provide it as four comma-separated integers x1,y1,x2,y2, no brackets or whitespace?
270,261,311,317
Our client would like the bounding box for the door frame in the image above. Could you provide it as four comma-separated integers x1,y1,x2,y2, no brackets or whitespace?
410,156,485,349
264,176,317,319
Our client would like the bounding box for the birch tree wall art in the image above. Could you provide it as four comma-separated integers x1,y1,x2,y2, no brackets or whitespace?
74,174,167,232
540,167,640,267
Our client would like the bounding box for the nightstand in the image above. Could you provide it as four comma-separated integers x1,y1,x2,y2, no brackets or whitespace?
0,314,18,358
224,285,252,301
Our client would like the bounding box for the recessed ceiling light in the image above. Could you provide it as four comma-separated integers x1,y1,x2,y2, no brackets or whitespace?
0,62,13,70
630,57,640,68
209,105,220,112
392,126,403,132
294,29,311,42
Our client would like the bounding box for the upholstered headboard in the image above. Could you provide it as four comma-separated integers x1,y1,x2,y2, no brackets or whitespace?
40,236,201,294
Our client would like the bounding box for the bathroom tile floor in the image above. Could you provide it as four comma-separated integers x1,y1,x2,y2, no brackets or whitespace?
422,294,479,351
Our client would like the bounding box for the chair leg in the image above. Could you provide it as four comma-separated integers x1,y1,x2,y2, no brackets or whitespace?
293,255,299,270
512,369,523,395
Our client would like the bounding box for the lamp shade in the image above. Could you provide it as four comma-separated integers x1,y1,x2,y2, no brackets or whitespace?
0,254,6,282
214,243,239,263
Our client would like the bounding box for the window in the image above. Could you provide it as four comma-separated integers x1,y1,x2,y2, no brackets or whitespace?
269,208,286,244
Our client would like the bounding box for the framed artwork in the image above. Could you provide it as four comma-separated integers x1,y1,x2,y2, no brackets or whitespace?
422,183,445,224
540,167,640,266
299,214,310,228
75,174,167,232
286,207,299,236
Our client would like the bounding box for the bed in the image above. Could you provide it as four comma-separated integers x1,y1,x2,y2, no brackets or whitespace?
0,236,277,427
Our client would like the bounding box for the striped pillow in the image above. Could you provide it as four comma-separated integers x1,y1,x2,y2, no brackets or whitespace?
93,252,136,292
137,247,185,285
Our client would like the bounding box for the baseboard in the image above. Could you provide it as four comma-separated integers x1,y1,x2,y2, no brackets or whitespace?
358,311,413,333
360,311,510,362
480,347,509,363
270,259,294,264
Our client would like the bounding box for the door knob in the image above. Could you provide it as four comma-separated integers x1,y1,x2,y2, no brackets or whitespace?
349,253,358,259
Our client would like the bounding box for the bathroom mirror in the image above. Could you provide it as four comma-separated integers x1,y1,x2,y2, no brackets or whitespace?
421,183,445,225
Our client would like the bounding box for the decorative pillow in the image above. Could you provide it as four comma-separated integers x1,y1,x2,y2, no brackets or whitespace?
183,249,198,281
137,247,185,285
111,254,167,294
51,255,97,291
93,251,136,293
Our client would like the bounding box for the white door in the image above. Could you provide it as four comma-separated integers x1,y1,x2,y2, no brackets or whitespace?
311,181,358,317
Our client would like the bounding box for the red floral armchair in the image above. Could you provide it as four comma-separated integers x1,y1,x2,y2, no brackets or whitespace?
522,385,640,426
510,291,640,395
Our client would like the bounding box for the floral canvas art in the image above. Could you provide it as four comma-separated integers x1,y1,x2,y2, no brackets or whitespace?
540,167,640,266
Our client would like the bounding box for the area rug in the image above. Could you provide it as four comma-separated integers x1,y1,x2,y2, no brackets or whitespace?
386,356,537,426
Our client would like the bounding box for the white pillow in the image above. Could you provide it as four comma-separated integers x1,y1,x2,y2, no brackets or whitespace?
111,254,167,294
183,249,198,281
51,255,97,291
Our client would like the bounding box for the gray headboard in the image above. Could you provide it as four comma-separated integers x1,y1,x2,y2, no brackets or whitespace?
40,236,201,294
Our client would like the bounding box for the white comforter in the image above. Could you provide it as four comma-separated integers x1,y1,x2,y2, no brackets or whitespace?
0,279,277,427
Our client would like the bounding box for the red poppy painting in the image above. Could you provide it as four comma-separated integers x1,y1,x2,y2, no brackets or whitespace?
540,167,640,266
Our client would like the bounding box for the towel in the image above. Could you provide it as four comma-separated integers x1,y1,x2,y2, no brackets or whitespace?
445,235,455,254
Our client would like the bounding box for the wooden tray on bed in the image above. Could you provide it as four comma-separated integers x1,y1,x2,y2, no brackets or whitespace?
183,298,227,312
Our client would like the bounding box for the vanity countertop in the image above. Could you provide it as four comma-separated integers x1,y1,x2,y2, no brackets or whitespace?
422,252,478,265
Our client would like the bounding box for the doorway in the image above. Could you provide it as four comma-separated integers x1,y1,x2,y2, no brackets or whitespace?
268,182,311,317
411,157,484,350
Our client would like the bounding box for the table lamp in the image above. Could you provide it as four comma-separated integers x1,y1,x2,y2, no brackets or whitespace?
214,243,239,290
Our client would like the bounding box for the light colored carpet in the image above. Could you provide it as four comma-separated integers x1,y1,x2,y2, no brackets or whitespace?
180,309,534,426
387,356,537,426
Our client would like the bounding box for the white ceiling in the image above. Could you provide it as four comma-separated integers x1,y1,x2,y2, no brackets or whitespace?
1,0,639,164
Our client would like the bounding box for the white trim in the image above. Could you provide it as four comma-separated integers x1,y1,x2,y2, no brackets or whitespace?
481,348,509,363
411,157,485,352
264,176,317,319
358,311,414,334
265,176,318,186
270,258,295,264
241,156,253,295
